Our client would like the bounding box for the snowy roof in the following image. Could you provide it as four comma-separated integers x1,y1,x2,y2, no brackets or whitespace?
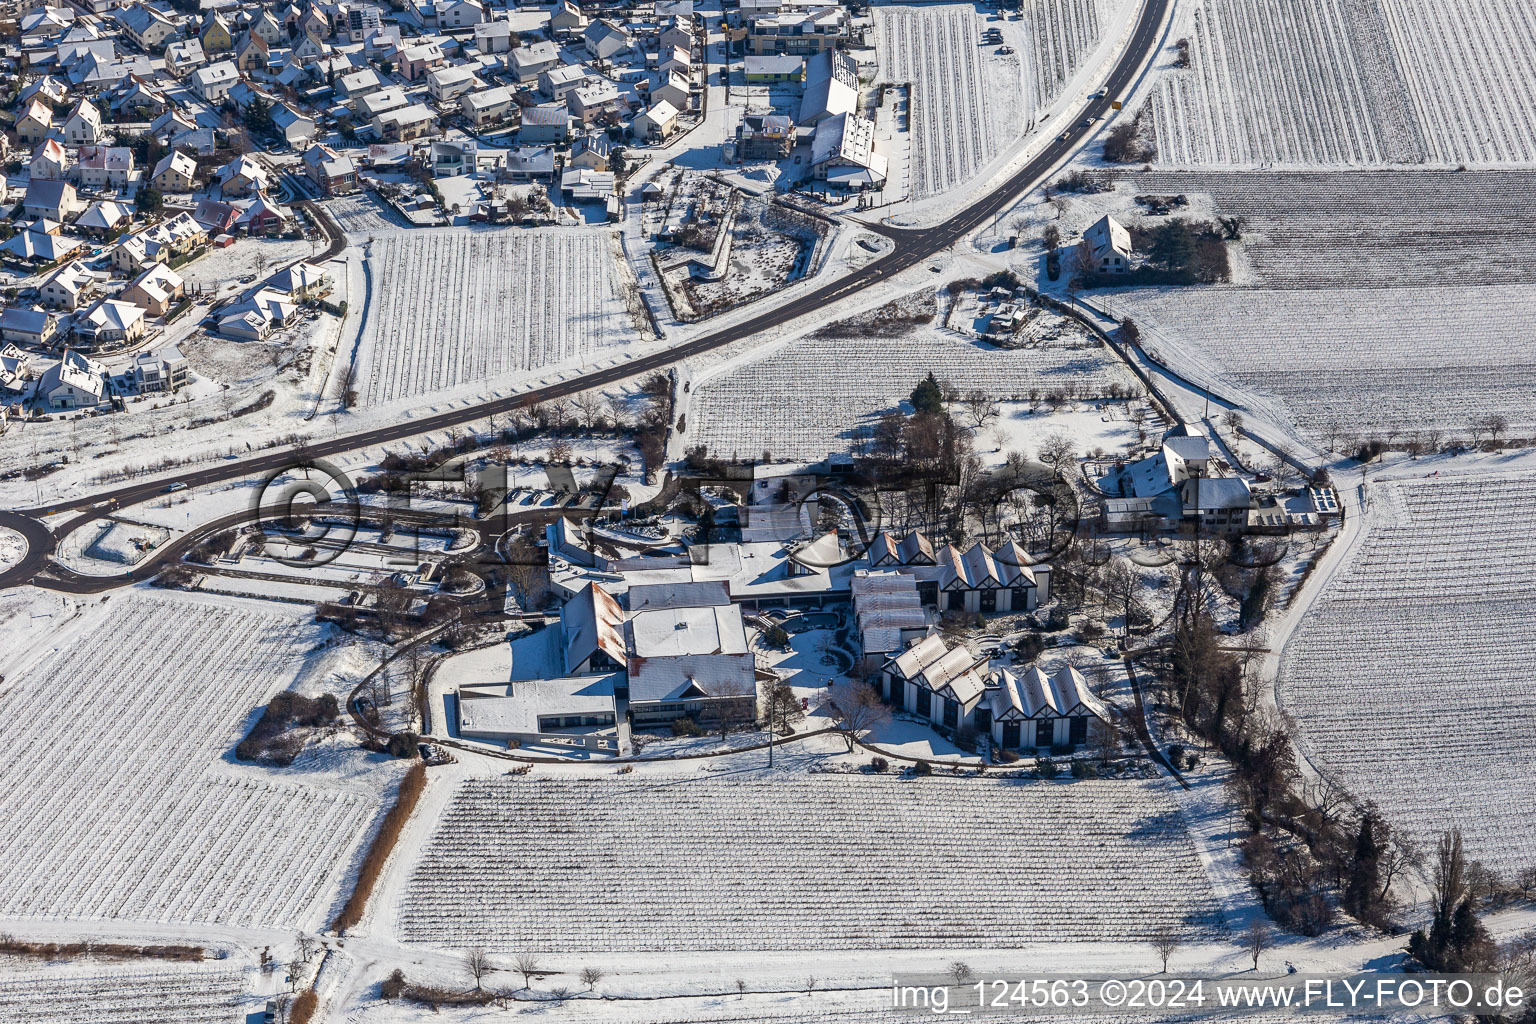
627,580,730,612
888,633,987,706
627,603,747,660
458,675,619,736
1181,476,1253,512
562,582,627,672
798,48,856,125
1085,214,1131,258
990,665,1108,722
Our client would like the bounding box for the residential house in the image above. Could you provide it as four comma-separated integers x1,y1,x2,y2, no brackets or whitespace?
336,67,385,99
460,85,514,126
19,76,69,108
38,260,96,311
217,154,269,197
38,348,107,409
111,213,206,272
659,19,695,57
191,60,240,102
356,85,408,120
165,38,207,74
738,112,794,160
648,68,689,111
199,12,233,52
567,79,625,124
472,20,512,53
426,64,480,103
119,262,184,317
569,133,612,170
28,139,71,183
519,104,571,143
76,146,135,191
1,227,84,264
215,288,295,339
23,180,84,222
300,144,358,194
61,98,103,145
151,150,198,193
539,65,587,101
744,54,802,82
341,2,383,41
16,100,54,145
249,8,284,44
233,31,269,72
747,5,848,55
132,345,189,392
192,198,241,234
549,0,587,36
271,104,318,147
583,19,632,60
233,196,292,235
561,167,614,204
107,76,168,118
373,104,438,141
74,298,146,347
656,45,690,77
504,145,556,181
398,41,445,80
417,0,484,29
510,40,558,81
75,199,134,237
1083,214,1132,274
1,309,57,349
810,112,886,189
631,99,679,142
878,632,988,735
116,4,177,49
266,261,328,300
866,530,1047,614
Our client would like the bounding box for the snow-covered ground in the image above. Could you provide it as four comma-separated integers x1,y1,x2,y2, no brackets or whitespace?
351,228,641,407
390,774,1223,951
688,290,1137,460
0,959,250,1024
0,590,399,931
0,526,24,572
1092,284,1536,445
1278,462,1536,876
1146,0,1536,167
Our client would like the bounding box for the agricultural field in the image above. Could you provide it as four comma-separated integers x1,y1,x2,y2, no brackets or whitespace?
0,963,247,1024
0,594,377,929
1093,285,1536,445
1113,170,1536,288
1279,470,1536,877
394,775,1223,951
324,192,407,235
1026,0,1125,108
875,6,997,197
689,304,1136,460
352,229,637,406
1146,0,1536,167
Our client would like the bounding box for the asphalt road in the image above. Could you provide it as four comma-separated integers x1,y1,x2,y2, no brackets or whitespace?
0,0,1166,591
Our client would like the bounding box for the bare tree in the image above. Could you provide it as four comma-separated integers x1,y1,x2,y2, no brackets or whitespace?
963,389,998,431
736,978,747,998
819,680,890,752
580,966,605,990
1150,924,1182,973
1037,431,1079,479
513,952,542,990
1245,919,1271,971
465,947,493,990
573,391,608,430
948,961,974,985
762,678,805,734
1478,413,1510,446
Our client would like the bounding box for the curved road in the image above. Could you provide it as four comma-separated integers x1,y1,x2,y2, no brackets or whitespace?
0,0,1166,591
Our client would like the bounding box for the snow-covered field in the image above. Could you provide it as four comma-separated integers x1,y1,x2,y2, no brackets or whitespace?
179,237,318,299
1279,469,1536,876
394,775,1222,951
1025,0,1120,109
325,192,407,235
0,526,24,571
0,961,247,1024
352,229,637,406
1093,285,1536,444
1147,0,1536,167
0,593,380,929
1113,170,1536,288
875,6,999,197
689,319,1137,460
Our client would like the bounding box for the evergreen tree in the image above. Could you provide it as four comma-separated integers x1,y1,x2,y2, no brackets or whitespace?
909,373,945,416
1343,807,1382,923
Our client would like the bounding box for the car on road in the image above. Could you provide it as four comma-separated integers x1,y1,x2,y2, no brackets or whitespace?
1059,131,1071,141
165,482,188,492
1083,116,1098,126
